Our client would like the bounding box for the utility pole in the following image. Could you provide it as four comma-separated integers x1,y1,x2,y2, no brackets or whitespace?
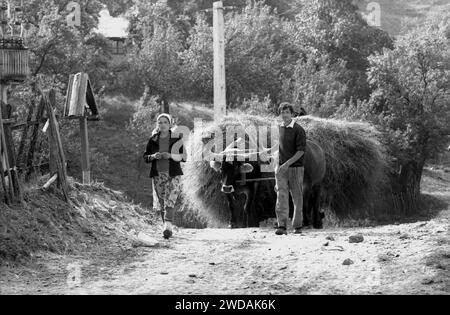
213,1,226,122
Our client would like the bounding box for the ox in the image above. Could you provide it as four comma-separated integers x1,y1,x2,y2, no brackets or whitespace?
209,137,326,229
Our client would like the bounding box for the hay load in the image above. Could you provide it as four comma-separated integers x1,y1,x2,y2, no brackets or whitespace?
181,112,394,227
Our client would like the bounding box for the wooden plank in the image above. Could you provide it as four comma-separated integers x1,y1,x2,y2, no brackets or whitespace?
26,96,45,179
79,116,90,184
64,74,75,117
2,101,22,201
85,78,98,115
16,99,35,168
0,152,10,204
2,104,16,167
69,73,81,116
236,177,275,184
78,73,88,116
46,89,69,202
0,84,16,201
2,118,17,124
11,116,63,130
48,117,57,175
42,173,58,190
42,119,49,133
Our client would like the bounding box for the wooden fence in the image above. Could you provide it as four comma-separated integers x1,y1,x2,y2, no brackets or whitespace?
0,88,69,204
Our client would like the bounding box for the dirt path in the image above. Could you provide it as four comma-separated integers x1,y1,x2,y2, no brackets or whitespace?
68,221,449,295
2,210,448,295
0,169,449,295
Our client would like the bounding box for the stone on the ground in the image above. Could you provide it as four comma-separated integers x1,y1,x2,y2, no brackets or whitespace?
343,259,354,265
132,232,159,247
377,254,392,262
326,235,335,241
421,278,434,285
349,234,364,243
399,234,410,240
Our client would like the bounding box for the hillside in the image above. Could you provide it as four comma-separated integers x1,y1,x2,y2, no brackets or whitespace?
367,0,450,36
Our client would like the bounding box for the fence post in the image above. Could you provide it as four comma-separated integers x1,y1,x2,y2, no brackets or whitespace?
79,116,90,184
45,89,69,202
0,84,17,202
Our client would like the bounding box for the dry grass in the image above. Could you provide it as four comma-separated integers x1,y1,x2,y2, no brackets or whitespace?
0,177,157,264
180,112,395,227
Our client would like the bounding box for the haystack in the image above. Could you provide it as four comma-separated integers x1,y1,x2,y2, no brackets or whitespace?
181,112,394,227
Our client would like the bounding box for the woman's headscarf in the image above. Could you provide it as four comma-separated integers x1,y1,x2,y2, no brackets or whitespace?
151,113,173,136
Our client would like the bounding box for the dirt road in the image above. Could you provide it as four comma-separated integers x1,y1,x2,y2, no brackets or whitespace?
1,211,448,295
68,220,449,295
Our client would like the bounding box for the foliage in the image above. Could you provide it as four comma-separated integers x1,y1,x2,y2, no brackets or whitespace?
240,95,273,116
290,0,393,100
127,1,184,105
180,2,301,105
281,53,348,117
127,92,161,142
24,0,111,89
364,12,450,169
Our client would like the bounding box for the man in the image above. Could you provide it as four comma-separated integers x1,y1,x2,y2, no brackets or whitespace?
275,102,307,235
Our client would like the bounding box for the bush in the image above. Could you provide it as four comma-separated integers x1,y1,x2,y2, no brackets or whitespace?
281,54,348,117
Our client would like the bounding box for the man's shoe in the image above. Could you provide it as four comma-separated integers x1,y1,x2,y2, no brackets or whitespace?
294,228,303,234
275,227,287,235
163,221,173,239
163,229,173,239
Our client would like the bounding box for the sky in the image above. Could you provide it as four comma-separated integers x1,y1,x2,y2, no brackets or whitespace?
96,9,129,37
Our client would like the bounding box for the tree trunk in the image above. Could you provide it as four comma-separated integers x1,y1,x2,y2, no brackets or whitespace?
396,160,423,215
160,95,170,114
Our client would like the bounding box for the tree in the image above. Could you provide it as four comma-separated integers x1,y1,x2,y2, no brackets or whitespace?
291,0,393,100
129,1,184,113
23,0,111,94
364,12,450,212
281,53,348,117
102,0,134,17
180,2,301,106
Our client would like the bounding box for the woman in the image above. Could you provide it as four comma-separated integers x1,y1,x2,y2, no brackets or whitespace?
143,113,187,239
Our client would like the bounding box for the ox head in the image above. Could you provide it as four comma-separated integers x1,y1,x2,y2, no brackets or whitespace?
210,159,254,193
207,135,277,228
208,136,276,194
209,152,256,228
208,137,257,194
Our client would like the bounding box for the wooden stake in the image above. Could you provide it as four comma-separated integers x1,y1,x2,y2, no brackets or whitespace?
26,96,45,179
0,84,16,201
0,154,10,204
2,101,22,201
45,90,69,202
42,173,58,190
213,1,227,122
79,116,90,184
17,98,35,169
